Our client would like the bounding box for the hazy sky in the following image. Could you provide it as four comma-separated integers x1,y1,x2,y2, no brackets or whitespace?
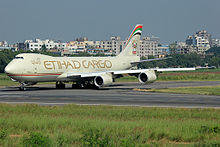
0,0,220,44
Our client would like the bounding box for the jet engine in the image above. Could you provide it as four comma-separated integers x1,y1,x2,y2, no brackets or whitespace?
94,73,113,88
138,70,157,84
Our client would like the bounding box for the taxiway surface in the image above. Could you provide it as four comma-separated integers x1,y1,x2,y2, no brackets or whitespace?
0,81,220,108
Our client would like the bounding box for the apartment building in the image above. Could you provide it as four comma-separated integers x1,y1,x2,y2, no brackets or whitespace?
99,36,161,57
0,41,9,47
186,30,211,53
138,37,159,57
24,39,67,51
17,35,165,57
212,38,220,47
157,45,169,56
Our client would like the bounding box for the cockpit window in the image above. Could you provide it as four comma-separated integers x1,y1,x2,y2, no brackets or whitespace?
14,56,24,59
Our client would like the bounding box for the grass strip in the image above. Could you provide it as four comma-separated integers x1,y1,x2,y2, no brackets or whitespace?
1,68,220,86
0,104,219,146
158,73,220,81
134,85,220,96
0,74,54,86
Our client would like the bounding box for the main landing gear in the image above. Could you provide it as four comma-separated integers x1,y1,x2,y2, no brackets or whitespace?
56,82,65,89
72,81,98,89
55,81,98,89
19,83,26,91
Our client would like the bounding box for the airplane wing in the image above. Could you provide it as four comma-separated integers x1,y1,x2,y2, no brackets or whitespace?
65,67,196,78
59,67,196,87
151,67,196,72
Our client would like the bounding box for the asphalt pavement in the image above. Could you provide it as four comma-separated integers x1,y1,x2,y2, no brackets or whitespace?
0,81,219,108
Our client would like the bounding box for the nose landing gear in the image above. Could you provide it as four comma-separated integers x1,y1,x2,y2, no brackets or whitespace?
18,82,37,91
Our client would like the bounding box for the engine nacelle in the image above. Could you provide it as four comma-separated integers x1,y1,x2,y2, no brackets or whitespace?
138,70,157,84
94,74,113,88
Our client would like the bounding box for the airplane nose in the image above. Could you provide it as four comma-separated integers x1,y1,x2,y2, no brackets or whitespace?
4,64,14,74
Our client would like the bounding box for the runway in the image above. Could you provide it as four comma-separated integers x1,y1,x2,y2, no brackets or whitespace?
0,81,220,108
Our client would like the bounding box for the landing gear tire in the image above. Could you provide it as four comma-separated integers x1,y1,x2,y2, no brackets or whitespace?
72,82,85,89
19,86,26,91
72,84,81,89
56,82,65,89
72,81,99,89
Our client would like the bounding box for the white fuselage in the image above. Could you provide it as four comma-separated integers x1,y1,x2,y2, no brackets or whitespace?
5,53,140,83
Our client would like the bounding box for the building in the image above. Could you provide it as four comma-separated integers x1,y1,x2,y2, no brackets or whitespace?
110,36,125,55
24,39,67,51
16,35,165,57
95,36,125,55
76,37,88,42
176,42,191,54
0,41,18,51
95,36,161,57
193,30,211,53
138,37,159,57
17,43,27,50
90,36,161,57
212,38,220,47
186,36,193,46
0,41,8,47
185,30,212,54
157,45,170,56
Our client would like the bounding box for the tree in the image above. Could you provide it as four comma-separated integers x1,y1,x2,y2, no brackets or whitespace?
206,47,220,55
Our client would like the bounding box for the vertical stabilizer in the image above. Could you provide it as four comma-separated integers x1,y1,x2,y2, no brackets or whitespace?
118,24,143,57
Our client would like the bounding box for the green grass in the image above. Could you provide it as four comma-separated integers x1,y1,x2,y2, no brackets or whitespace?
164,68,220,73
116,68,220,82
0,104,219,146
1,68,220,86
0,74,53,86
115,76,138,82
158,73,220,81
115,73,220,82
0,74,18,86
135,85,220,96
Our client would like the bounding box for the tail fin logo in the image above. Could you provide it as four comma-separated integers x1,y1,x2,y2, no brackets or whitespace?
118,24,143,57
132,40,137,54
124,24,143,50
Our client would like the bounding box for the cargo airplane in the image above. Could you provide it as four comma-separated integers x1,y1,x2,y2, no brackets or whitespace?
5,24,195,90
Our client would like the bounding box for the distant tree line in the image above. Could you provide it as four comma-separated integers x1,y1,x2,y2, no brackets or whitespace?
0,47,219,73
